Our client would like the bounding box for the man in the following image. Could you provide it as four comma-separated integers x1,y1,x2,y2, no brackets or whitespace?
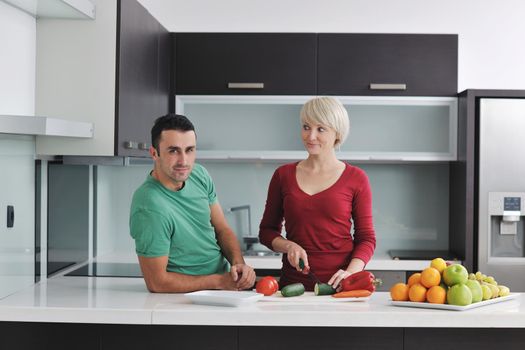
130,114,256,293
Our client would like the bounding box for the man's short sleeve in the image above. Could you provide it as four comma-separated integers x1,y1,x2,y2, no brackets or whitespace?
198,165,218,205
130,209,171,257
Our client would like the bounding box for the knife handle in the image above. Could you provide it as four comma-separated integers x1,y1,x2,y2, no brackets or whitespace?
299,259,305,270
299,258,311,274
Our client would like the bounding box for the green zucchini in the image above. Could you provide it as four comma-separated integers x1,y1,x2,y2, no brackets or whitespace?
281,283,305,297
314,283,336,296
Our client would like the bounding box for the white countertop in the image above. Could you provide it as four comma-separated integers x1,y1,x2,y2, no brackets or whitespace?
0,276,523,328
96,251,436,271
244,255,435,271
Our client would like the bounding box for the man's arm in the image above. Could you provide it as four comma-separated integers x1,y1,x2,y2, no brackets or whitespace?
138,255,237,293
210,202,256,289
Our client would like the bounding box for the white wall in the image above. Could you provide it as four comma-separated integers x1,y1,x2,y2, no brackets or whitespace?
0,2,36,298
138,0,525,91
0,1,35,115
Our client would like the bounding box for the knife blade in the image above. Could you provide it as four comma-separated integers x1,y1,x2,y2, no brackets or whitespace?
299,259,321,284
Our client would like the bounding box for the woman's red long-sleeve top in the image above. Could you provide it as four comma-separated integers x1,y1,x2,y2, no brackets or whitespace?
259,162,376,290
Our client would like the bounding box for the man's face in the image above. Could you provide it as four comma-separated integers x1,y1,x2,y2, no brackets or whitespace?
150,129,196,190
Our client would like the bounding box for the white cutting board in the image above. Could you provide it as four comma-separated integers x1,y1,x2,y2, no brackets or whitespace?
259,291,370,303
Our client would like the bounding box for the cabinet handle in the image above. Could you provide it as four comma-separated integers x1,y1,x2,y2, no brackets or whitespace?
228,83,264,89
368,156,405,162
138,142,150,150
369,83,407,91
124,141,138,149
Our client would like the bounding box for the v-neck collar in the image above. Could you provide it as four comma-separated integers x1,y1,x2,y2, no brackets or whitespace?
293,161,348,197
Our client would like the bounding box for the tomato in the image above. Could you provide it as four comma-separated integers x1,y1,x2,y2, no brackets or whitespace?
255,276,279,296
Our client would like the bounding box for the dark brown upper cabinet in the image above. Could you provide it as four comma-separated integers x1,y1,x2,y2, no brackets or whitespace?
317,34,458,96
175,33,317,95
116,0,170,156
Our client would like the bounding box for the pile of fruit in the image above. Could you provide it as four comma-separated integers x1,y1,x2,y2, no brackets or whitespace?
389,258,511,306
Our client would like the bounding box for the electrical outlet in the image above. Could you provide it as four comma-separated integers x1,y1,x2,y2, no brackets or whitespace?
7,205,14,228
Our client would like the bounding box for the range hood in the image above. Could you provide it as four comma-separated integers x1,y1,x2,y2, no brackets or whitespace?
0,0,95,19
0,115,93,138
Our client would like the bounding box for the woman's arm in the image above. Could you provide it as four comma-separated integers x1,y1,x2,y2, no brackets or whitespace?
329,170,376,289
259,168,308,272
258,170,285,248
350,173,376,264
271,236,308,272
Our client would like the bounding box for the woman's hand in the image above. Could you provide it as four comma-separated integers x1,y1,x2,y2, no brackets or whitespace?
285,241,309,274
328,258,366,290
328,269,354,290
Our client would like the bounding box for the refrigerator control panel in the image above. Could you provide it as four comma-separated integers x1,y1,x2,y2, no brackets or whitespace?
503,197,521,212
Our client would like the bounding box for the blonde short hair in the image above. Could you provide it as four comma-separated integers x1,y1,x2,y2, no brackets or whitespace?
300,96,350,146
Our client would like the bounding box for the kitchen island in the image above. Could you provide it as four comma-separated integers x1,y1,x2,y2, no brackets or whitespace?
0,276,523,349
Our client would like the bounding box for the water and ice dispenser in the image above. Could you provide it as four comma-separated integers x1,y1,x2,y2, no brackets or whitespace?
488,192,525,258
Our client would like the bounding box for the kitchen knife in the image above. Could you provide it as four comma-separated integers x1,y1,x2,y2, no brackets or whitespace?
299,259,321,284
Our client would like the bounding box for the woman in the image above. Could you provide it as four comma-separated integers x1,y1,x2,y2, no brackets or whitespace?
258,96,376,291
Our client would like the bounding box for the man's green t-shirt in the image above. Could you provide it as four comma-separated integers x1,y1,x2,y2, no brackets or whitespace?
129,163,229,275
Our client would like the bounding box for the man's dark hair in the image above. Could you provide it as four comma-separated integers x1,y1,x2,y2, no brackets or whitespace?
151,113,195,154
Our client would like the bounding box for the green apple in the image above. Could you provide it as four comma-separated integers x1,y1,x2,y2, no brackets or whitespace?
443,264,468,286
447,284,472,306
465,279,482,303
481,284,492,300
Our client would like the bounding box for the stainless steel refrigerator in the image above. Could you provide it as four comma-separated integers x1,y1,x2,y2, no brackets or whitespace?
478,97,525,292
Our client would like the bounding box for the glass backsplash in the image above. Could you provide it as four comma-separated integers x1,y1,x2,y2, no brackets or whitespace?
96,161,449,259
0,135,35,298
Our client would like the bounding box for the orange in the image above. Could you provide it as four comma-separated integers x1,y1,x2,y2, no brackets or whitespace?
426,285,447,304
407,272,421,286
390,283,410,301
408,283,427,302
420,267,441,288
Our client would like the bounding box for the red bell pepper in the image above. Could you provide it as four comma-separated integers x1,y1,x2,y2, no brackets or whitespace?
340,270,382,292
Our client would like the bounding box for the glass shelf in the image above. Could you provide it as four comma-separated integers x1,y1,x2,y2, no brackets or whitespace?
176,95,457,163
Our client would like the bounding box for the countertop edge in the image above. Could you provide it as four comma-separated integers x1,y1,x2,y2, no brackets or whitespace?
0,277,522,327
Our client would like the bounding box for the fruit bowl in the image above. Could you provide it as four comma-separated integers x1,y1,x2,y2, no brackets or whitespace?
390,293,519,311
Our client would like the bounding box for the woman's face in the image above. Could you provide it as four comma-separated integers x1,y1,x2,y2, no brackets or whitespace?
301,120,338,156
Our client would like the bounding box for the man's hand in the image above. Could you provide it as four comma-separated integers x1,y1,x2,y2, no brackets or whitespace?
230,264,256,290
210,202,256,290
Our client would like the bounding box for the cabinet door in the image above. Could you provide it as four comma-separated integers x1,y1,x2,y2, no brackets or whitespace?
101,325,237,350
175,33,317,95
0,322,100,350
239,327,403,350
405,329,525,350
318,34,457,96
178,95,457,162
116,0,170,157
